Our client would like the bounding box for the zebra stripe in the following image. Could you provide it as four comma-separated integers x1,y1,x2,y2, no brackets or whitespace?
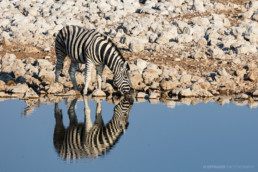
53,97,134,160
55,25,133,94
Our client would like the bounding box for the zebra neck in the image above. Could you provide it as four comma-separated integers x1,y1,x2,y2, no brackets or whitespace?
105,55,124,75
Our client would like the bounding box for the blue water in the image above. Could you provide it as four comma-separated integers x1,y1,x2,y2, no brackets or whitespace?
0,98,257,172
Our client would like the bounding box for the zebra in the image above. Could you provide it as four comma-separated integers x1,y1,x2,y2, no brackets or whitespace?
53,97,134,160
54,25,133,95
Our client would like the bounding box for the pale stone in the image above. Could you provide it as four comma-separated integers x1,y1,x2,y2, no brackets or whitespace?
92,89,106,97
179,88,193,97
193,0,205,13
235,69,246,78
142,68,160,85
235,93,249,99
38,69,55,82
253,90,258,97
2,53,16,62
23,88,39,99
13,68,26,78
180,75,192,83
0,80,6,91
192,89,213,97
63,90,81,96
47,83,64,94
199,82,211,90
134,59,147,71
171,88,183,95
130,71,145,90
136,92,147,98
2,59,25,73
6,84,29,94
160,79,178,91
149,92,160,99
193,51,207,59
130,38,148,52
197,38,207,48
37,59,54,70
245,71,256,81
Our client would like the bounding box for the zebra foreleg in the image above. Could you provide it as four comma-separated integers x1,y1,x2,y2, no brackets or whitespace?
95,102,104,126
67,99,78,125
69,62,79,90
83,60,93,95
83,96,93,132
54,103,65,152
96,65,104,91
55,55,65,83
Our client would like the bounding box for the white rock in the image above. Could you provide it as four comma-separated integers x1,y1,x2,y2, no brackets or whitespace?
6,84,29,94
211,47,225,59
23,88,39,99
193,0,205,13
0,80,6,91
98,2,111,13
149,92,160,99
47,83,64,94
171,88,183,95
142,68,160,85
160,79,178,91
136,92,147,98
235,93,249,99
237,44,257,55
253,90,258,97
192,89,213,97
179,88,193,97
2,53,16,61
180,74,192,83
191,17,210,26
43,47,50,52
36,59,54,70
92,89,106,97
217,68,230,76
25,64,39,76
134,59,147,73
130,38,148,52
214,3,226,11
61,90,81,96
177,34,193,43
38,69,55,82
13,68,26,78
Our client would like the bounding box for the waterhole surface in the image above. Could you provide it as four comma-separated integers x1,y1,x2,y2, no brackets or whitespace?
0,98,257,172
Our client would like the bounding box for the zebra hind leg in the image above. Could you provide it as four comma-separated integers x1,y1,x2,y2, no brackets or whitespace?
83,60,93,95
55,55,65,83
96,65,104,91
69,62,79,90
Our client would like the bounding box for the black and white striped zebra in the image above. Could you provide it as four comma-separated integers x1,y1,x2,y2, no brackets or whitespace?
53,97,134,160
55,25,133,95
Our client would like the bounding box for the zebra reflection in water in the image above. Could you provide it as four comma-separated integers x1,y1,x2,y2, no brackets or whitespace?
54,97,134,160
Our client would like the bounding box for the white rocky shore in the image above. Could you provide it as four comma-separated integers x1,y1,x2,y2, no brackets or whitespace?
0,0,257,105
0,53,257,99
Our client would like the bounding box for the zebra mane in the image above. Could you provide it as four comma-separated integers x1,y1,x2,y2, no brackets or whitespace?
106,36,128,67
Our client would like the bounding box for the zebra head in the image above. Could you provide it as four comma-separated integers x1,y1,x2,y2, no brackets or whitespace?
113,61,134,95
114,96,134,132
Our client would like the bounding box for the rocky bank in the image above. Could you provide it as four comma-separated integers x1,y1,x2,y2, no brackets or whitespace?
0,0,257,104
